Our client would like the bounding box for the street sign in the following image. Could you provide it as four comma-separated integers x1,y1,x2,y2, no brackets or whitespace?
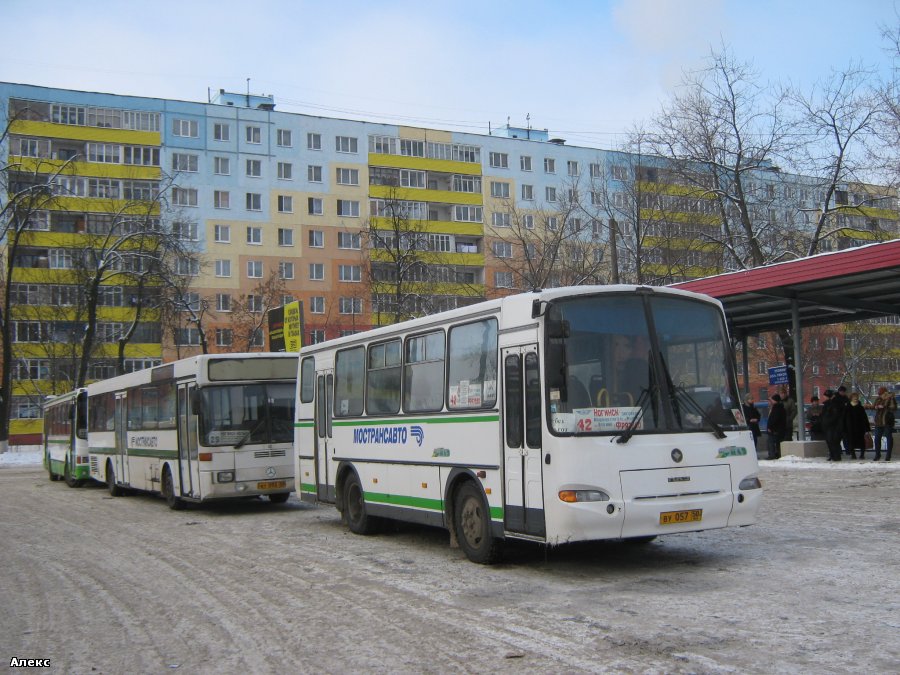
768,365,789,385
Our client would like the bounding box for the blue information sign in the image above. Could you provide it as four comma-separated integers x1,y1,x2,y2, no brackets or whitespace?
768,365,789,385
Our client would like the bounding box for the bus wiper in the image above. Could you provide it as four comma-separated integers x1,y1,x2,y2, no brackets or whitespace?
615,387,650,444
673,386,727,439
234,419,266,449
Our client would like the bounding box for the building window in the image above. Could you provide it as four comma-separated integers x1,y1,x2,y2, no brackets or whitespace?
214,156,230,175
309,230,324,248
277,129,292,147
175,328,202,346
246,193,262,211
339,265,361,282
175,258,199,276
338,231,361,249
490,181,510,198
492,241,513,258
247,260,263,278
307,132,322,150
336,136,358,153
245,126,261,144
757,361,767,375
825,336,839,350
544,158,556,174
247,226,262,245
310,296,325,314
215,259,231,277
309,329,326,344
400,169,425,188
495,271,515,288
172,188,198,207
216,294,232,312
489,152,509,168
278,228,294,246
213,190,230,209
590,162,602,178
567,160,579,176
547,216,558,231
520,155,532,171
308,197,323,215
492,212,511,228
172,153,198,172
213,123,230,141
309,263,324,281
521,184,534,200
308,165,323,182
214,224,230,243
523,214,534,229
546,187,557,202
337,200,360,217
279,262,295,280
277,195,293,213
336,168,360,185
173,118,199,138
339,297,363,314
246,159,262,178
172,221,198,241
611,165,628,181
216,328,233,347
278,162,293,180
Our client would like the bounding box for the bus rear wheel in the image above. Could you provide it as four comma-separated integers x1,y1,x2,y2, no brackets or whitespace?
107,462,123,497
162,467,185,510
344,472,376,534
454,481,503,564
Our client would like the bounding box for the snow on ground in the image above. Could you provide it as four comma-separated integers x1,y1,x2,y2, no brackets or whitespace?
4,448,898,470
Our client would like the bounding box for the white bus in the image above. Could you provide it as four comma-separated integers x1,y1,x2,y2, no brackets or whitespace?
43,388,89,487
295,285,762,563
88,353,298,509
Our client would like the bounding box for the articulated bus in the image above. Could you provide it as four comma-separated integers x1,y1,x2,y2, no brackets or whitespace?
43,388,89,487
88,353,298,509
295,285,762,563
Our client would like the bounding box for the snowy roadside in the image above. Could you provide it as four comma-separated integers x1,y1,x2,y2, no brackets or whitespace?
4,448,898,470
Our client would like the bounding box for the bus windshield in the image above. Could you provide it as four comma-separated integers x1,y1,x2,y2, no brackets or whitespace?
545,293,743,436
199,382,296,447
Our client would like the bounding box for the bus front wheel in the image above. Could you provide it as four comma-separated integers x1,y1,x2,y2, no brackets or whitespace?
268,492,290,504
454,481,503,564
162,467,185,511
343,472,376,535
64,459,79,488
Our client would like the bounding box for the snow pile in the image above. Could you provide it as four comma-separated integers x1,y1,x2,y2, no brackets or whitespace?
0,451,43,466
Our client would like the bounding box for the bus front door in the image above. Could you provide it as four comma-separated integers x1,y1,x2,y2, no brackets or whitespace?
315,372,334,502
114,394,129,486
177,383,198,498
502,347,546,538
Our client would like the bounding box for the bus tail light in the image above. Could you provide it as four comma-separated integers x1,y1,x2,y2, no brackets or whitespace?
199,452,213,462
559,489,610,503
739,475,762,490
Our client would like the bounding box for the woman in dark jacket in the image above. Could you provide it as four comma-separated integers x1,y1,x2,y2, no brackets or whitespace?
844,392,871,459
766,393,787,460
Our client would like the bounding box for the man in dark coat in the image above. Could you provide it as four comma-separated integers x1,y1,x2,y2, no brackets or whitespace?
819,390,844,462
766,393,787,460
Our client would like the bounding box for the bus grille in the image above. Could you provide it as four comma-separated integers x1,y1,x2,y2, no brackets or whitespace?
254,449,287,459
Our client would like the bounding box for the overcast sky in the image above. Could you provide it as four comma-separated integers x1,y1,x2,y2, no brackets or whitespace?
3,0,898,149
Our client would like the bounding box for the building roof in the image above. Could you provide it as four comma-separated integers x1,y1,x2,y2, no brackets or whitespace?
671,240,900,336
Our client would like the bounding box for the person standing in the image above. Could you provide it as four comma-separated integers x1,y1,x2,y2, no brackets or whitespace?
807,395,824,441
743,394,762,453
781,386,798,441
766,393,787,460
844,392,871,459
820,390,843,462
835,386,851,456
871,387,896,461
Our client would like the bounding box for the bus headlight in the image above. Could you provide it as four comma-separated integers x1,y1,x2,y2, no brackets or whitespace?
559,489,610,503
216,471,235,483
739,475,762,490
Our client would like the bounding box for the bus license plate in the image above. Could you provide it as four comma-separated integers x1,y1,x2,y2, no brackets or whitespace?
659,509,703,525
257,480,286,490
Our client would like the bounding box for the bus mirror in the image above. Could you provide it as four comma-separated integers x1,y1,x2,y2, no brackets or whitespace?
190,390,201,415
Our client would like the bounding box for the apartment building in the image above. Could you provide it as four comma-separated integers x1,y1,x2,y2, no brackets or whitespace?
2,81,898,444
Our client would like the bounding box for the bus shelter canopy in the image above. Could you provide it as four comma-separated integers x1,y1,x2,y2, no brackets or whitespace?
671,239,900,337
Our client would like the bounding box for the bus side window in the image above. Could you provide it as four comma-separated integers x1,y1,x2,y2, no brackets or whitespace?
300,357,315,403
334,346,365,417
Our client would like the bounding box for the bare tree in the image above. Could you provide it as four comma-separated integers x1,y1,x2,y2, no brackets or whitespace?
229,271,287,352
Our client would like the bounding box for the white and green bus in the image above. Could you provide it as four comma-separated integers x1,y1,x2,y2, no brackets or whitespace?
295,285,762,563
88,353,298,509
43,388,89,487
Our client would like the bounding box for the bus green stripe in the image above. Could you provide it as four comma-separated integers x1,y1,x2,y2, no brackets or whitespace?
364,491,503,520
